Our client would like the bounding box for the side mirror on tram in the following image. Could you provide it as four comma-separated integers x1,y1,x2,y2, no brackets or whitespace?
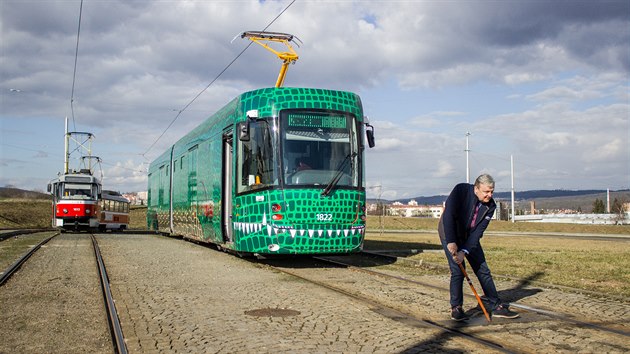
47,184,51,193
238,121,250,141
365,123,375,148
239,109,258,141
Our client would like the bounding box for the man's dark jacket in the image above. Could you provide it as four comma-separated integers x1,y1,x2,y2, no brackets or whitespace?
438,183,496,254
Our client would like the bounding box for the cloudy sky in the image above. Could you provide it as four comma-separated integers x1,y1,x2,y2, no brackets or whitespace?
1,0,628,200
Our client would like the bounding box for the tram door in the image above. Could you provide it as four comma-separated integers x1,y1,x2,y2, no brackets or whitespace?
222,130,234,243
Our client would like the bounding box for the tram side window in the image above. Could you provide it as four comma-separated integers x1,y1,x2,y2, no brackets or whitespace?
158,165,165,206
236,120,278,193
188,146,198,203
52,184,61,199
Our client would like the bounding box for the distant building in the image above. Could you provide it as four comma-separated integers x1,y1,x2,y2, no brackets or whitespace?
387,200,444,218
515,213,629,225
122,191,147,205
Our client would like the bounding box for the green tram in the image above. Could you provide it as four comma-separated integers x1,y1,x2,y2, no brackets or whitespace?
147,87,375,255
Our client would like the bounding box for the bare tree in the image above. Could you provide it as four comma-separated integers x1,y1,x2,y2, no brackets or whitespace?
611,197,628,224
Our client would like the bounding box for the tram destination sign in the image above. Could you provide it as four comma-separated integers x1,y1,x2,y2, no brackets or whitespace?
287,113,347,129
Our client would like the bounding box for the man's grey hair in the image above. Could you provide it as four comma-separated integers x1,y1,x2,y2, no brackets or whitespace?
474,174,495,188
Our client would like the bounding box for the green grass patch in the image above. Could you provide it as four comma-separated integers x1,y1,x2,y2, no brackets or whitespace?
366,216,630,234
364,230,630,298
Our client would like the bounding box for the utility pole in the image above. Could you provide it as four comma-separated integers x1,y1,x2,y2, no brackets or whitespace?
377,184,384,237
368,184,384,237
511,155,515,223
465,132,471,183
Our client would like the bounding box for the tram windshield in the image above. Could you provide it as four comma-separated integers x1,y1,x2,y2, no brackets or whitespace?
235,110,361,194
58,183,98,200
281,111,360,189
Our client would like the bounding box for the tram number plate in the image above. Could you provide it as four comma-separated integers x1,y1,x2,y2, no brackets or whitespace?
316,213,333,222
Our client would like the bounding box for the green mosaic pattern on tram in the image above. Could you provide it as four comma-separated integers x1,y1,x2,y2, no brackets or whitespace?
233,189,365,254
231,88,365,254
147,87,366,254
237,87,363,122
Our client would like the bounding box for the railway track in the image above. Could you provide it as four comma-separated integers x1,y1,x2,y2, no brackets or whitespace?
259,257,514,353
4,231,629,353
258,251,630,353
0,231,127,354
0,232,57,286
90,233,128,354
331,251,630,337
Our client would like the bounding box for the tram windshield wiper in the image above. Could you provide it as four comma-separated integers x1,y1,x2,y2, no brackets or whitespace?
321,153,356,197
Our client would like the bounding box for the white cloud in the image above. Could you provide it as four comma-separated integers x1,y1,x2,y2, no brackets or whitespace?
433,160,454,178
1,0,628,196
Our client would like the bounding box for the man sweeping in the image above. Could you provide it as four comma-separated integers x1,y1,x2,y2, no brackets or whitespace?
438,174,519,321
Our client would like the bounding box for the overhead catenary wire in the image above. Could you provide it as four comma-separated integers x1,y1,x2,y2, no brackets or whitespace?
69,0,84,133
2,142,147,176
141,0,297,157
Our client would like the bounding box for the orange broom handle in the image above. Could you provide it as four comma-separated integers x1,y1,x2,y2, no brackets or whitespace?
458,261,492,322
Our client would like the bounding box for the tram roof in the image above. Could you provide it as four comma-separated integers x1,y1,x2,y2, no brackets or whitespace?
148,87,364,171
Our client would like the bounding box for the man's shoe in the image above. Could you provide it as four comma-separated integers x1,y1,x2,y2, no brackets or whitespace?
451,306,468,321
492,304,519,319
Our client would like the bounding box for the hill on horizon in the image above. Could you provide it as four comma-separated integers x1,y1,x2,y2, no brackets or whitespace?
369,189,630,213
0,187,50,200
3,187,629,213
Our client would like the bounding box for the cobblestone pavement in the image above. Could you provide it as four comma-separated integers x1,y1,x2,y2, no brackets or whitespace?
274,257,629,353
97,233,496,353
1,232,628,353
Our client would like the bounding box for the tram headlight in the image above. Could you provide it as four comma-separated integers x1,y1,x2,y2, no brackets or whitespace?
85,208,91,214
63,208,68,214
272,214,283,221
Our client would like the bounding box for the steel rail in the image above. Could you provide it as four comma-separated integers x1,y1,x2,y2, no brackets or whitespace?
0,229,56,242
90,234,128,354
363,249,630,302
0,233,58,286
327,251,630,339
263,259,515,354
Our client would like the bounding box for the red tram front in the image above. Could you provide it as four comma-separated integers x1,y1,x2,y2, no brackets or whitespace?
48,170,101,231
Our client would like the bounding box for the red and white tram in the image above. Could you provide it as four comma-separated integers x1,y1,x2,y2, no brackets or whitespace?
98,190,130,231
47,170,101,231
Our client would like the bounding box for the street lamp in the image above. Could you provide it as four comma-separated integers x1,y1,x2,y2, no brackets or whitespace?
465,132,471,183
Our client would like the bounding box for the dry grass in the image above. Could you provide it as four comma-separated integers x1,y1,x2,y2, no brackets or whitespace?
0,199,148,230
0,199,52,229
0,231,57,271
365,218,630,297
129,205,148,230
367,215,630,234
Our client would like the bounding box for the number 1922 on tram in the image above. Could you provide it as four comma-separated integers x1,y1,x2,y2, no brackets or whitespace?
147,87,375,255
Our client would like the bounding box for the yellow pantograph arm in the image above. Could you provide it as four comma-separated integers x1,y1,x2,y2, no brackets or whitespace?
241,31,300,87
